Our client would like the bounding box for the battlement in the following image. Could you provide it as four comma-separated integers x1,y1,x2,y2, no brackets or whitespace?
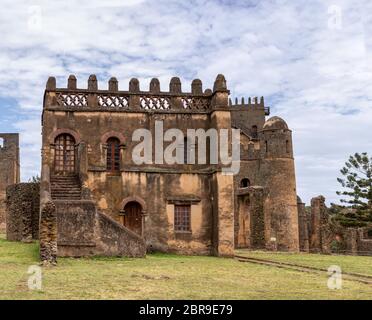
44,74,230,113
0,133,19,153
229,97,270,116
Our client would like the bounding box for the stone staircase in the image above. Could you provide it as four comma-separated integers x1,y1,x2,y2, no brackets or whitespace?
48,174,146,258
50,175,82,200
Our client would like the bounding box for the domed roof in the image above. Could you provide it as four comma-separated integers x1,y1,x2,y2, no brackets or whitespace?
263,116,288,131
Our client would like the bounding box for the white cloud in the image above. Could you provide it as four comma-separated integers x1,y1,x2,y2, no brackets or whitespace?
0,0,371,204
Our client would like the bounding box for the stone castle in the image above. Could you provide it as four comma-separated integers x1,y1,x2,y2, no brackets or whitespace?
2,74,370,262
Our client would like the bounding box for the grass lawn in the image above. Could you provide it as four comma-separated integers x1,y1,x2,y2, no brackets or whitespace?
235,250,372,277
0,235,371,300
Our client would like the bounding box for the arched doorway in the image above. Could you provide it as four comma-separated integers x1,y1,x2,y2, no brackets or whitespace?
123,201,143,236
237,196,251,248
54,134,76,174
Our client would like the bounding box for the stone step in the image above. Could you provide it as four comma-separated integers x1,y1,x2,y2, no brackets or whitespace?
52,190,81,195
51,181,80,184
51,185,81,188
51,176,78,178
51,197,81,200
52,191,81,194
50,175,82,200
51,192,81,195
51,178,79,182
51,185,79,188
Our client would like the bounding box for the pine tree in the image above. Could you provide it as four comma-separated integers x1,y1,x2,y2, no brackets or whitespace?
334,153,372,227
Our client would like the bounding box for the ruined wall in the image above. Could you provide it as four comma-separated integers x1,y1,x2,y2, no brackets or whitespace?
309,196,333,253
355,229,372,255
0,134,20,231
6,183,39,241
297,196,309,252
305,196,372,256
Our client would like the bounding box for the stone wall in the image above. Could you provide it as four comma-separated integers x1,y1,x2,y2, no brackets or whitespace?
356,230,372,255
55,200,146,257
235,187,266,249
298,195,372,256
0,133,20,231
6,183,39,242
344,228,372,256
297,196,309,252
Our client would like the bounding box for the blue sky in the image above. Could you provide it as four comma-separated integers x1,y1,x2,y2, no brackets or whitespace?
0,0,372,205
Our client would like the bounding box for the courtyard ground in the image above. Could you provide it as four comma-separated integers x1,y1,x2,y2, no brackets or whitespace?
0,235,371,300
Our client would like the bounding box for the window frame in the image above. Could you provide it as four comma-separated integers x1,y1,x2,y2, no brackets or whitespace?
106,137,121,173
174,204,192,233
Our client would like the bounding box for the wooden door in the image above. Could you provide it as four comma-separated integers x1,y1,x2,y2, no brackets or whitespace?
124,202,142,236
55,134,76,174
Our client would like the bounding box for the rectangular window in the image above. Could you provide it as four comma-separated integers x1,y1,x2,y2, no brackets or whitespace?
174,205,191,232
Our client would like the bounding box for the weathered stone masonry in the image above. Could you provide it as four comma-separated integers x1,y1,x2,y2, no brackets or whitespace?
297,195,372,256
0,133,20,231
6,183,39,242
38,73,300,260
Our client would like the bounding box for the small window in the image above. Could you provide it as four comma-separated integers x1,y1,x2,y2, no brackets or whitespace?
252,126,258,139
174,205,191,232
107,137,120,172
286,140,290,153
184,137,188,164
0,138,4,148
240,178,250,188
265,141,268,153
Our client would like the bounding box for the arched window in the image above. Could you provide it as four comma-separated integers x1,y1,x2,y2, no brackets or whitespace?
240,178,250,188
252,125,258,139
107,137,120,172
55,134,76,173
286,140,290,154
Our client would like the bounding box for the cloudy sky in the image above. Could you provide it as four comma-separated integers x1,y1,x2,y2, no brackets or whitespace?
0,0,371,204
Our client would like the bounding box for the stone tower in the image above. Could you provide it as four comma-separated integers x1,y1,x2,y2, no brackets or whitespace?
259,117,299,251
0,133,20,230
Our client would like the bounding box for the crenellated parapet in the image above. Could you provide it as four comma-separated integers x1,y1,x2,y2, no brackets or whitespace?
230,96,270,116
44,74,231,113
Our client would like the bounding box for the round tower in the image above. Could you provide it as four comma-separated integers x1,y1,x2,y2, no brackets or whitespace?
259,116,299,251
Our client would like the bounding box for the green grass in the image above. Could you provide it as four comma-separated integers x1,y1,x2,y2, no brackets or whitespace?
235,250,372,277
0,235,371,300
